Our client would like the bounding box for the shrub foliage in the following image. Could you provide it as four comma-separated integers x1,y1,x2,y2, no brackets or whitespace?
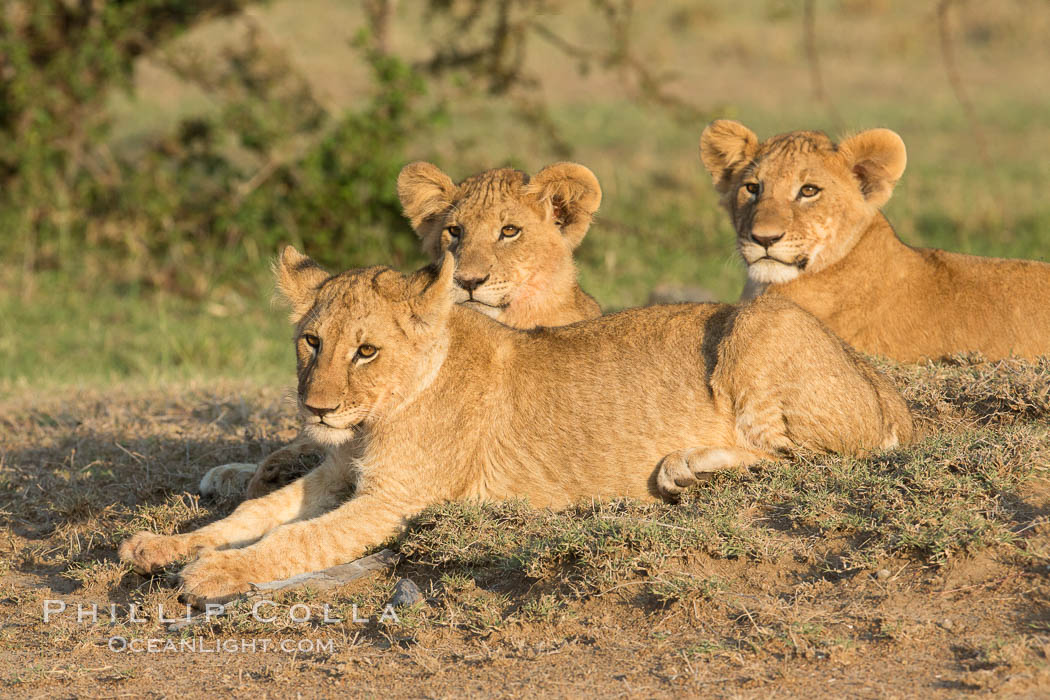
1,1,433,294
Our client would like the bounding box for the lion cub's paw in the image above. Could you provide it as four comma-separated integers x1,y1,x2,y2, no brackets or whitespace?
656,447,742,499
199,462,258,498
119,532,190,575
177,551,258,608
243,446,326,499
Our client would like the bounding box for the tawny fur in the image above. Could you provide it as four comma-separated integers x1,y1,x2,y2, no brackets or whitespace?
699,120,1050,362
397,161,602,327
122,247,912,605
202,162,605,499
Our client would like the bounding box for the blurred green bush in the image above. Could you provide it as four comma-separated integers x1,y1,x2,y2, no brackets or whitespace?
1,1,433,297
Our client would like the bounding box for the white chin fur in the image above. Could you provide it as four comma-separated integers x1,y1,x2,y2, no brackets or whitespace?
461,300,503,319
748,259,801,285
304,423,357,446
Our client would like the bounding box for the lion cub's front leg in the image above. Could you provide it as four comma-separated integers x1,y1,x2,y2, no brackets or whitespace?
177,490,426,606
655,447,766,500
120,456,348,575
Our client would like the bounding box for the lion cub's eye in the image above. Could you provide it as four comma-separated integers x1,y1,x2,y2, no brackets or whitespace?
799,184,821,198
744,182,760,196
445,225,462,239
500,225,521,240
355,344,378,361
302,334,320,350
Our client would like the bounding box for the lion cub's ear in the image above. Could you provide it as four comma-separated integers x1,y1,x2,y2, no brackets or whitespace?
397,162,456,259
274,245,329,322
409,251,455,329
526,163,602,249
839,129,907,209
699,120,759,194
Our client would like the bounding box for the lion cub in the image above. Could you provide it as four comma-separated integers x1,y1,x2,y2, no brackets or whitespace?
700,120,1050,362
200,162,604,499
121,247,911,605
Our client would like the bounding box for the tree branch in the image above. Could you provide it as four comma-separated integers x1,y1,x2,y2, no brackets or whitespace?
936,0,992,168
803,0,844,130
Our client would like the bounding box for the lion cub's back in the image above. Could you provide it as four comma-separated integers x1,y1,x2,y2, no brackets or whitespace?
919,247,1050,359
493,303,736,501
521,301,730,380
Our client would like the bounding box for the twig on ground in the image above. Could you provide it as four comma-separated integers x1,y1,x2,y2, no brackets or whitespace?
167,549,400,631
248,548,401,595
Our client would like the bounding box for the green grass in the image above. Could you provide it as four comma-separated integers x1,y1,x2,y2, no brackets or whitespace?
5,0,1050,384
9,93,1050,388
0,270,290,395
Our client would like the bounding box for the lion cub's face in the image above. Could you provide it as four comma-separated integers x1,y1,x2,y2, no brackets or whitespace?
397,162,601,321
699,120,907,285
275,247,455,445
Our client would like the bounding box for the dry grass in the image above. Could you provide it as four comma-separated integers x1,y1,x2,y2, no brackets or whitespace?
1,358,1048,696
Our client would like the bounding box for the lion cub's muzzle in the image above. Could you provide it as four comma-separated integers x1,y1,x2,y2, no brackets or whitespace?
740,235,809,270
304,402,337,420
298,399,365,431
453,277,512,310
299,403,365,445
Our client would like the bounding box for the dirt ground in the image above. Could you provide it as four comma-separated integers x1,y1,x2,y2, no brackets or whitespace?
1,361,1049,698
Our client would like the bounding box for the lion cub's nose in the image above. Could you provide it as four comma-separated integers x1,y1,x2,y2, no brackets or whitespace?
454,275,489,293
305,404,337,418
751,232,784,248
